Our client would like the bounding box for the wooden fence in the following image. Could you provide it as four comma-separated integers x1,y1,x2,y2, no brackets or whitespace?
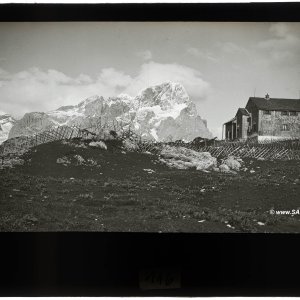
189,144,300,160
1,121,300,161
0,125,86,157
0,120,135,160
134,138,300,160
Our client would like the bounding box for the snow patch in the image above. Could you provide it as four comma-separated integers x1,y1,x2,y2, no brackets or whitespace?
139,103,187,123
0,114,16,144
150,128,159,141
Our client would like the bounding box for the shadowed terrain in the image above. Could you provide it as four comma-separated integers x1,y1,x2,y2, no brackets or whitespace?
0,139,299,232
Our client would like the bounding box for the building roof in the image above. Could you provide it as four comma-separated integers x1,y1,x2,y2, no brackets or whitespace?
223,116,236,125
248,97,300,112
237,108,250,116
224,108,249,125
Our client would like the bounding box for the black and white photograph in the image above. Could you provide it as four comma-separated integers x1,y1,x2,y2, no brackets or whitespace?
0,21,300,233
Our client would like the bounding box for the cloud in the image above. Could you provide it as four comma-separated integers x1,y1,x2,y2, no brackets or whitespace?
186,47,218,62
0,62,210,118
124,61,210,101
96,68,132,92
257,23,300,65
0,67,130,117
0,68,9,77
220,42,247,55
136,50,153,61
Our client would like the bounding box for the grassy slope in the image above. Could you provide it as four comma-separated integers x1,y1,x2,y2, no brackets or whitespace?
0,139,300,232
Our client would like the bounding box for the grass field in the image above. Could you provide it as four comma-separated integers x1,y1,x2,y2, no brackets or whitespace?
0,139,299,232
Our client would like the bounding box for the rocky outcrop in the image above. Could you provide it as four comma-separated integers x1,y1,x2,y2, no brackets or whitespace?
8,112,55,139
159,145,217,170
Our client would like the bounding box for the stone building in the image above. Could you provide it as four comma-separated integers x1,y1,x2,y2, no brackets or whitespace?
223,95,300,141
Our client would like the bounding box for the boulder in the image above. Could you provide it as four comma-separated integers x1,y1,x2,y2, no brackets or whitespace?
219,164,230,172
56,156,71,165
159,146,217,171
89,141,107,150
222,156,242,171
74,154,85,165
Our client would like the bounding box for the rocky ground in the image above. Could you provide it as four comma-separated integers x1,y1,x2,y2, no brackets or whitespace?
0,138,299,232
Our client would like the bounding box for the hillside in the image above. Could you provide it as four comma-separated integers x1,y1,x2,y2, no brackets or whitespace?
0,138,300,232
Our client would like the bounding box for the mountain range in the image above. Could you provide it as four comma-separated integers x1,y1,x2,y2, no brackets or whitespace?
2,82,212,143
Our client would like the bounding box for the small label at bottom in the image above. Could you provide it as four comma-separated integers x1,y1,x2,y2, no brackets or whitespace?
139,268,181,290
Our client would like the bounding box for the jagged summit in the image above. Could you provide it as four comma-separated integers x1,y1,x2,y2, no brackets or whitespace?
116,93,133,100
77,95,103,107
135,82,189,109
7,82,212,142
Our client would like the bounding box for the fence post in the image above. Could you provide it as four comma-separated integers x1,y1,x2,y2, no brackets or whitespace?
70,128,74,139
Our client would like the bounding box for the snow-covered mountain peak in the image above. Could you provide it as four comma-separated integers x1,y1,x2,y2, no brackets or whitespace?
0,113,15,124
107,94,134,105
8,82,213,142
56,105,75,112
47,95,106,125
77,95,103,107
135,81,190,110
115,93,134,103
0,113,16,144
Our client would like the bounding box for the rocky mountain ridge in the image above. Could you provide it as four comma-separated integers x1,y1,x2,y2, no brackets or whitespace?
8,82,213,142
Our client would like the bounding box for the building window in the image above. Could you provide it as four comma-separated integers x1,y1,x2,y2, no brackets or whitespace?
263,110,271,115
281,111,288,116
290,111,298,116
281,124,289,131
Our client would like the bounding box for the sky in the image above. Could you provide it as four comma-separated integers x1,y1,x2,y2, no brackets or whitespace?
0,22,299,137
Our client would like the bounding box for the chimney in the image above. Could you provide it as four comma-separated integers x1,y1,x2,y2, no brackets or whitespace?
265,93,270,100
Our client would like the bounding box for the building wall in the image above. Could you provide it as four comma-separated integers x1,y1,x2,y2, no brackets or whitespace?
225,122,236,140
236,111,249,139
242,115,249,139
258,110,300,138
245,101,259,137
225,98,300,141
225,123,231,139
236,112,242,139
